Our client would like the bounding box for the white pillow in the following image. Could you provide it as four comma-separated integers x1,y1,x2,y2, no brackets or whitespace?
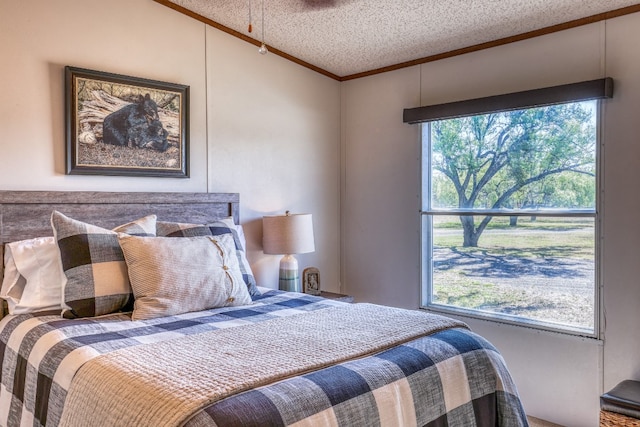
119,234,253,321
1,237,66,315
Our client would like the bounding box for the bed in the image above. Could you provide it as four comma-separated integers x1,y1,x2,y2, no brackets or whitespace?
0,191,528,427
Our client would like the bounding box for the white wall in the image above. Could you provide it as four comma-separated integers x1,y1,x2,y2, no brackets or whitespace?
341,66,421,307
205,28,341,288
342,13,640,427
0,0,341,291
0,0,209,191
600,12,640,389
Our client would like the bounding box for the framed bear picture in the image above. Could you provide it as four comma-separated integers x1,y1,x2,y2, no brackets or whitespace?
65,66,189,177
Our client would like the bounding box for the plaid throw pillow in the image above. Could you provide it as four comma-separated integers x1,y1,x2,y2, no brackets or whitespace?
51,211,157,318
157,217,260,297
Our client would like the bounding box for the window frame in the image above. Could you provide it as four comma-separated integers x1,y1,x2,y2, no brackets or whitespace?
419,103,603,338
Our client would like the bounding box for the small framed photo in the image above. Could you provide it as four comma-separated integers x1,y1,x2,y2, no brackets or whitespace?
65,66,189,178
303,267,321,296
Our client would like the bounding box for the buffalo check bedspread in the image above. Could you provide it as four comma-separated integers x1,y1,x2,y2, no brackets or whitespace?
0,290,528,427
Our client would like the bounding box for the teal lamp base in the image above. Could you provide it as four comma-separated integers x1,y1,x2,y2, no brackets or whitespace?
278,254,301,292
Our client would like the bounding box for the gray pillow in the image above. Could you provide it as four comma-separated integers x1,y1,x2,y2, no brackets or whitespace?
119,234,252,321
157,217,260,297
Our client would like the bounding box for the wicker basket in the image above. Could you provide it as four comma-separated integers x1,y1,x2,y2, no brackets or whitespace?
600,410,640,426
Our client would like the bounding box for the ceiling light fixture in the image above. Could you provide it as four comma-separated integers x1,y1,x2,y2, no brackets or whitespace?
258,0,268,55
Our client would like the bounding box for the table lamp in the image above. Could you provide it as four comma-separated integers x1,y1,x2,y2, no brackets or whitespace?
262,211,315,292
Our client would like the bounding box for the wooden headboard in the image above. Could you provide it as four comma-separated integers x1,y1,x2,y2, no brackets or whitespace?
0,191,240,279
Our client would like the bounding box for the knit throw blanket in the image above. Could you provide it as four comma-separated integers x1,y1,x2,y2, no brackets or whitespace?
59,303,467,427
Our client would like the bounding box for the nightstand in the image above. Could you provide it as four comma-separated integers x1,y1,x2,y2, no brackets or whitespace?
319,291,354,303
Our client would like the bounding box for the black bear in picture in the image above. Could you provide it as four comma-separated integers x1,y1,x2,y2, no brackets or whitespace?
128,119,169,152
102,93,169,152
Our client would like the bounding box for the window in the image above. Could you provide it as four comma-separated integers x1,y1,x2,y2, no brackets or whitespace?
420,100,600,335
405,79,612,335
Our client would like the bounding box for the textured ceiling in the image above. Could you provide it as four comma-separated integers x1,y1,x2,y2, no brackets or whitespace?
162,0,640,80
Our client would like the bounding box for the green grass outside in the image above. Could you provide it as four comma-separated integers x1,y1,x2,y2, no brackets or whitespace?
431,216,595,329
434,271,547,312
433,216,594,259
434,215,591,230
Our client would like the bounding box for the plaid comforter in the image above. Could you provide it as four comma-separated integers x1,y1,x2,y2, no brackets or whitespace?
0,290,528,427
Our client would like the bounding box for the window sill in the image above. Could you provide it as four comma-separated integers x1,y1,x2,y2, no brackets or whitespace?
422,303,599,340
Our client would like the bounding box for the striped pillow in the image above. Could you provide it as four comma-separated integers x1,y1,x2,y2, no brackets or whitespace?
51,211,157,318
157,218,260,297
119,234,252,320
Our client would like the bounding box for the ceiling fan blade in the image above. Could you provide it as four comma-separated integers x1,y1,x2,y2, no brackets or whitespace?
299,0,340,10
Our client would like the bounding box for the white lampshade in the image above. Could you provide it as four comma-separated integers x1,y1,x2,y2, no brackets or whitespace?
262,213,315,255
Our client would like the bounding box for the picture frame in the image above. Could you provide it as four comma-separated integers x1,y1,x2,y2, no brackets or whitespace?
65,66,189,177
303,267,321,296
